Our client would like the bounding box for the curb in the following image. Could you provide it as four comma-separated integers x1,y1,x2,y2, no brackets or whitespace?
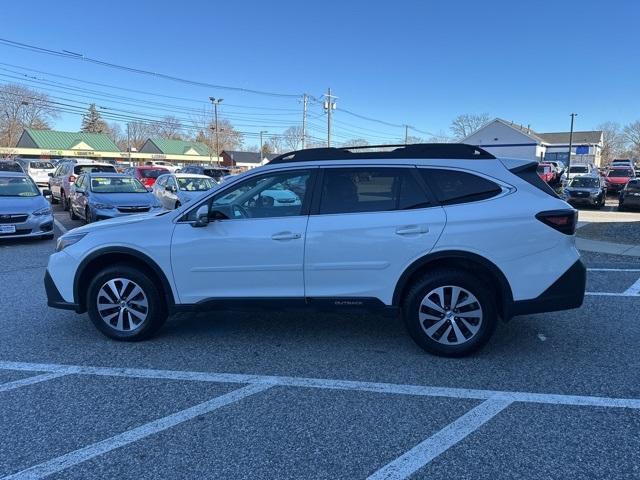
576,237,640,257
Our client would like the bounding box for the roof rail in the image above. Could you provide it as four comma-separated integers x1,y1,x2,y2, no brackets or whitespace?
268,143,496,164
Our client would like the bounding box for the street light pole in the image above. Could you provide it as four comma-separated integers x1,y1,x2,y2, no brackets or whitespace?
567,113,577,172
259,130,267,164
209,97,223,166
323,88,337,147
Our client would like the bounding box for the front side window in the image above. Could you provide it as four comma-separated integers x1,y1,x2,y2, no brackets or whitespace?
318,168,429,215
419,169,503,205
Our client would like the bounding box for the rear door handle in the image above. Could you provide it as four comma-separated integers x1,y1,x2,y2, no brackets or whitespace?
271,231,302,241
395,225,428,235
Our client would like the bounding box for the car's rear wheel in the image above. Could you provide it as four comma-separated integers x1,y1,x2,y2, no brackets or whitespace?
85,207,92,224
61,191,69,211
50,190,59,205
69,204,78,220
86,265,167,341
403,269,498,357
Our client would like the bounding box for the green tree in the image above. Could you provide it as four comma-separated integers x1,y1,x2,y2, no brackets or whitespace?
81,104,107,133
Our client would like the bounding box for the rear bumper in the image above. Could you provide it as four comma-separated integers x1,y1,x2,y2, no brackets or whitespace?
508,259,586,318
44,270,80,311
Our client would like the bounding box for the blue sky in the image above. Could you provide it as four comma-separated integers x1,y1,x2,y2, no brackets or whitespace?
1,0,638,144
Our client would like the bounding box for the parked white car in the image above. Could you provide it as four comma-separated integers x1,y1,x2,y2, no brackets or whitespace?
143,160,180,173
45,144,585,357
17,159,56,187
152,173,216,209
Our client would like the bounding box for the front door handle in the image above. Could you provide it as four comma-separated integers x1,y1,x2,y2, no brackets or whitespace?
271,231,302,241
395,225,428,235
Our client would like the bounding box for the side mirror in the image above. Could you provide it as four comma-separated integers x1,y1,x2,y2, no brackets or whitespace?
193,205,210,228
42,189,52,197
166,185,176,193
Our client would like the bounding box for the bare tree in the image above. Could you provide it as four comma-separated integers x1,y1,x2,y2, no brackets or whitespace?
126,121,153,151
404,135,424,144
597,122,624,165
282,125,304,151
0,84,58,147
266,135,285,154
104,122,125,149
450,113,490,140
150,115,184,140
342,138,369,147
427,130,453,143
623,121,640,159
190,110,243,156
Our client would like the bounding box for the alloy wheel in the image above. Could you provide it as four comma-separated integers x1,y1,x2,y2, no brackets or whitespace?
96,278,149,332
418,285,483,345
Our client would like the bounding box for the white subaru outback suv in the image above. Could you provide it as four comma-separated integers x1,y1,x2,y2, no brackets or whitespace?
45,144,585,357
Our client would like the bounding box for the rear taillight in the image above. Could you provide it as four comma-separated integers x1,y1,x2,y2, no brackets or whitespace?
68,175,76,183
536,210,577,235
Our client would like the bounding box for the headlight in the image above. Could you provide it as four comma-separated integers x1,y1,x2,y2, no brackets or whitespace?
55,232,88,252
93,203,115,210
32,206,52,216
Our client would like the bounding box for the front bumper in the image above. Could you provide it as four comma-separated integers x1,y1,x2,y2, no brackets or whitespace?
567,196,599,206
508,259,586,318
44,269,80,311
606,183,626,192
0,214,54,239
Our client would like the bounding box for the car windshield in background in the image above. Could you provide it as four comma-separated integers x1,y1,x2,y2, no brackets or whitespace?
29,162,54,169
569,166,588,173
570,177,599,188
0,162,22,172
74,165,116,174
0,176,40,197
608,169,633,178
140,169,167,178
89,176,148,193
177,177,214,191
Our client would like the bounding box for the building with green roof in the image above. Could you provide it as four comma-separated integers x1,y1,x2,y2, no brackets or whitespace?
140,138,212,157
16,128,120,152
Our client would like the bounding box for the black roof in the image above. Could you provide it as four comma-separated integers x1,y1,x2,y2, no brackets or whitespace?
268,144,496,165
222,150,278,164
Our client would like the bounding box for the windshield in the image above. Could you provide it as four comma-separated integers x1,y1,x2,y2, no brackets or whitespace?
75,165,117,175
569,177,599,188
608,169,633,178
140,168,167,179
29,162,54,169
177,177,214,191
89,176,148,193
569,166,587,173
0,176,40,197
0,162,23,172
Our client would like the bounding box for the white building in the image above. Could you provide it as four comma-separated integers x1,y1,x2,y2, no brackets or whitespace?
462,118,603,166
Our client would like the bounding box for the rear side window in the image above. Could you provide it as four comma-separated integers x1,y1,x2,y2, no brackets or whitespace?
419,169,503,205
318,168,430,214
74,165,116,174
30,162,54,169
507,163,558,198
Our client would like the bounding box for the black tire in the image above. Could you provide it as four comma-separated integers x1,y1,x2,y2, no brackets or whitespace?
618,202,625,211
50,192,59,205
69,203,78,220
402,269,498,357
175,201,181,209
85,207,92,224
61,191,69,211
86,264,167,341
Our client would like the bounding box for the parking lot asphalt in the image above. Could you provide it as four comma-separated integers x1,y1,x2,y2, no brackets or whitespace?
0,204,639,479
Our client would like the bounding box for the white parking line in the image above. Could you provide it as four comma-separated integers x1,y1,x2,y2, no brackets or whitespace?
53,219,67,234
587,268,640,272
367,399,512,480
0,360,639,409
0,373,67,393
585,291,640,297
2,383,273,480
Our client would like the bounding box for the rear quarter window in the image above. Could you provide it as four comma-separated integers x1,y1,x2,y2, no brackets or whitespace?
419,169,503,205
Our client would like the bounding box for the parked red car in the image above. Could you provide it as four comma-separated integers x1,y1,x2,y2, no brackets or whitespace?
537,163,555,183
123,165,169,187
604,167,635,194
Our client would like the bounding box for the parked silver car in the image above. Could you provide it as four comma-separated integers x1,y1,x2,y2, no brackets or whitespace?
0,172,54,240
69,173,162,223
152,173,216,209
48,159,116,210
16,159,56,187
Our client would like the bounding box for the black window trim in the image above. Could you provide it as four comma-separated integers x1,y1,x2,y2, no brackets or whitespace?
309,165,437,216
416,166,510,206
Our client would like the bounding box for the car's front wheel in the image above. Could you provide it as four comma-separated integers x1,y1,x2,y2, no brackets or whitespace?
86,265,168,341
403,269,498,357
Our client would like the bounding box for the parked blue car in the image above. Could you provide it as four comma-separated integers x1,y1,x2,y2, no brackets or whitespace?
69,173,163,223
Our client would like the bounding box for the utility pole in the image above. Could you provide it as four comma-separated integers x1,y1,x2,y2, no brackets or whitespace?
404,125,409,145
209,97,223,166
301,93,308,149
126,123,132,166
259,130,267,163
323,88,337,147
567,113,577,172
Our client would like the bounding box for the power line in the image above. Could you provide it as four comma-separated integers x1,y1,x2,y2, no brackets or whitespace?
0,38,301,98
